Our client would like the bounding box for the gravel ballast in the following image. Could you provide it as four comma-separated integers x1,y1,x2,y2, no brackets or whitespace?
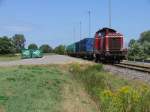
104,65,150,83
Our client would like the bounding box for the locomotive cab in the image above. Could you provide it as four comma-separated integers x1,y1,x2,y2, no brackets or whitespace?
94,27,126,63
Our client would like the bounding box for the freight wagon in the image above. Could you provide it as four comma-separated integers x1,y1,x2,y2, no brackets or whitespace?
77,38,94,59
66,27,127,63
66,38,94,59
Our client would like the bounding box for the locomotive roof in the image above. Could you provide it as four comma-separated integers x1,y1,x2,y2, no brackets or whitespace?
96,27,117,33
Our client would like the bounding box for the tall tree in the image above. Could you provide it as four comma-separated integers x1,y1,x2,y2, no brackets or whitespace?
28,43,38,50
54,45,65,55
128,41,147,60
142,41,150,55
39,44,53,53
128,39,136,48
12,34,26,53
0,36,15,54
139,30,150,43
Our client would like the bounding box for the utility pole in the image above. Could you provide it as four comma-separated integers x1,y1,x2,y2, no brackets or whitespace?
88,10,91,38
73,27,76,42
109,0,112,28
80,21,82,41
79,21,82,52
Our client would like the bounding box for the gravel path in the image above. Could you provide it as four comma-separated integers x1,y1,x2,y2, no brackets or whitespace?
0,55,90,67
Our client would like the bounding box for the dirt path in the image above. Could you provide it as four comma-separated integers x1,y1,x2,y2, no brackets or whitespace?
61,73,100,112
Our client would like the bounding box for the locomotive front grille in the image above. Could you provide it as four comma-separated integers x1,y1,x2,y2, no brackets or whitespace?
109,38,121,50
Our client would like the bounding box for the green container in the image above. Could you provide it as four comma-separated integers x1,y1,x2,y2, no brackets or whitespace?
66,44,76,53
21,49,31,59
31,50,43,58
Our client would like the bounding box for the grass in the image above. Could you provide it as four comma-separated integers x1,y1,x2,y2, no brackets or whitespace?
43,53,56,56
0,53,56,62
0,54,21,61
69,63,150,112
0,65,68,112
0,63,149,112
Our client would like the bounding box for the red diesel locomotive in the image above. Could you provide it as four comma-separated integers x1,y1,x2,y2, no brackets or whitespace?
94,28,127,63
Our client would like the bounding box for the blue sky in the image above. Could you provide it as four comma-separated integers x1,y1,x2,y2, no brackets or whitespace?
0,0,150,47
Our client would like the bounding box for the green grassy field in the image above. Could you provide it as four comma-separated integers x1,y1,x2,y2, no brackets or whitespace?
43,53,56,56
0,54,21,61
0,65,68,112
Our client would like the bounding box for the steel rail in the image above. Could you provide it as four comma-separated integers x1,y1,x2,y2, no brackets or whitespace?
114,63,150,73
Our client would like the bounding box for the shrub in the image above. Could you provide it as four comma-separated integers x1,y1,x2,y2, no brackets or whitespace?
100,85,150,112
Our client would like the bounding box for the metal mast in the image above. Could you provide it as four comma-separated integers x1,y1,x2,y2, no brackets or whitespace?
80,21,82,40
109,0,112,28
88,10,91,38
79,21,82,52
73,27,76,42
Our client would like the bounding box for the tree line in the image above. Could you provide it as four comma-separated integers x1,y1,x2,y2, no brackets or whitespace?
0,34,66,55
28,43,65,55
128,30,150,60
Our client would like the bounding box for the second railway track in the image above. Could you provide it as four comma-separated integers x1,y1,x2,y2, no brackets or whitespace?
114,62,150,73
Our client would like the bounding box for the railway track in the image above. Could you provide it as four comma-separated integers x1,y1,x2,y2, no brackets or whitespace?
114,62,150,73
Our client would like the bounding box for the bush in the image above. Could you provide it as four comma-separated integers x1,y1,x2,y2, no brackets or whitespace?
100,85,150,112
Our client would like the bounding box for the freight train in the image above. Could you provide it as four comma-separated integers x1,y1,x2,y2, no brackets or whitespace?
66,27,127,63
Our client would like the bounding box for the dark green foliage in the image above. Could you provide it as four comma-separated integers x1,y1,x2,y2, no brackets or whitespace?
12,34,26,53
28,43,38,50
0,36,15,54
128,39,136,48
128,30,150,60
128,40,147,60
142,41,150,55
39,44,53,53
139,30,150,43
54,45,65,55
